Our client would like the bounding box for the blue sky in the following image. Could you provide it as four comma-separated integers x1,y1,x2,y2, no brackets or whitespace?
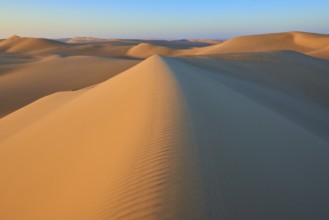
0,0,328,39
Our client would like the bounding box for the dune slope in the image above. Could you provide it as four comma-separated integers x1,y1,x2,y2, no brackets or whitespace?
0,56,139,117
178,51,329,139
1,54,329,219
167,56,329,219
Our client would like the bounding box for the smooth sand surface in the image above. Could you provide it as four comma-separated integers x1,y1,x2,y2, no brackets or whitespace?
166,55,329,219
0,32,329,219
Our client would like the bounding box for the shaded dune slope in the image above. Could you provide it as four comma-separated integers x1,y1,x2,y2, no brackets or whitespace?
166,56,329,219
179,51,329,138
1,55,329,219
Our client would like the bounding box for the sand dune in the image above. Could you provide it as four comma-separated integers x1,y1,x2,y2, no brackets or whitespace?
1,53,329,219
198,32,329,59
189,39,222,45
128,43,174,58
0,35,65,54
125,32,329,59
67,37,108,44
2,32,327,59
129,39,219,49
0,55,204,220
0,32,329,219
62,38,219,47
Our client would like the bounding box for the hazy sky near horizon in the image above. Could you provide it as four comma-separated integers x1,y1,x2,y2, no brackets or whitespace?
0,0,328,39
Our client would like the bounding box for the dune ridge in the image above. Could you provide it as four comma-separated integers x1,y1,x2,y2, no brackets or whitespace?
0,56,205,220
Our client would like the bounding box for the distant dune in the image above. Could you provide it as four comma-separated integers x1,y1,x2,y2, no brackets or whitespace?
1,32,327,59
128,43,174,58
197,32,329,59
0,35,65,54
67,37,108,44
0,32,329,220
